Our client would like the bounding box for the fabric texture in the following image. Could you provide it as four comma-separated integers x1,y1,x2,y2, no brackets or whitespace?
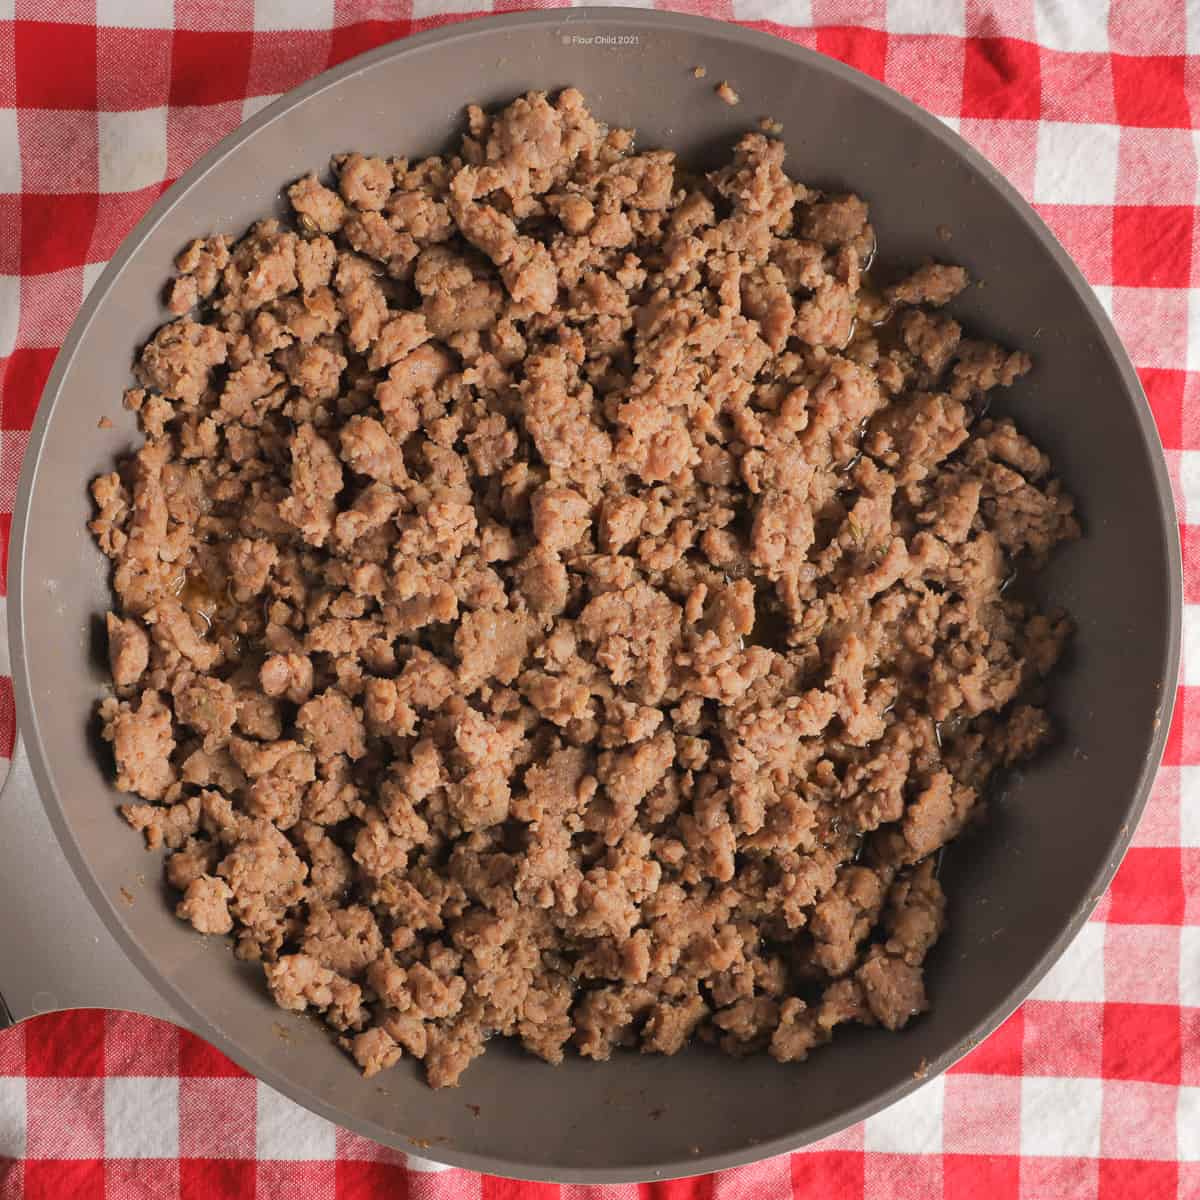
0,0,1197,1196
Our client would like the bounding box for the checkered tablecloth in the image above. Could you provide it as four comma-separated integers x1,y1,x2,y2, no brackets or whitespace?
0,0,1197,1196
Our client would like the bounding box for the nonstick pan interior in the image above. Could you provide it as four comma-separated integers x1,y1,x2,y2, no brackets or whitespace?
8,9,1179,1182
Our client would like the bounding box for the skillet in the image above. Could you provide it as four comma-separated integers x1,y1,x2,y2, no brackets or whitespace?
3,8,1180,1181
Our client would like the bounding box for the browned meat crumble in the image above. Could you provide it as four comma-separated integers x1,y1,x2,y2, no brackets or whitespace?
90,89,1079,1088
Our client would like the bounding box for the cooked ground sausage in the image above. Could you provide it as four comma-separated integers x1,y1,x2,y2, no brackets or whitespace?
91,90,1078,1088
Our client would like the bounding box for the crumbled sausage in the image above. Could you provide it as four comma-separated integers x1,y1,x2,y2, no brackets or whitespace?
176,875,234,935
92,90,1077,1090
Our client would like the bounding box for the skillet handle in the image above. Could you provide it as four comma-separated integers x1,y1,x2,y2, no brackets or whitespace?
0,738,182,1029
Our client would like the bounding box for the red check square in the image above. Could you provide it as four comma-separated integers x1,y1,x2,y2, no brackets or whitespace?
19,193,98,276
328,20,412,67
1,348,58,432
1102,1004,1182,1084
952,1007,1023,1075
1140,370,1186,456
814,26,888,81
169,31,254,107
1098,1159,1179,1200
24,1160,104,1200
1113,207,1194,289
338,1160,413,1198
180,1159,256,1199
789,1151,865,1197
0,679,14,758
963,37,1041,119
14,23,96,109
179,1029,250,1078
24,1011,104,1078
1112,55,1190,129
1107,847,1185,925
944,1154,1019,1200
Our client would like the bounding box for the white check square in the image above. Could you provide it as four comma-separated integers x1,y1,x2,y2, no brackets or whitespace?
1187,288,1200,372
1183,605,1200,687
406,1154,454,1173
255,0,335,30
99,108,168,195
256,1082,337,1160
83,261,110,300
413,0,494,13
864,1075,944,1154
1030,921,1105,1003
1182,765,1200,847
242,94,281,123
105,1077,179,1159
97,0,174,25
733,0,813,21
1034,122,1120,205
0,109,20,192
1181,927,1200,1007
1021,1076,1103,1157
886,0,965,36
1034,0,1111,51
0,277,19,360
1179,1086,1200,1161
0,1078,25,1159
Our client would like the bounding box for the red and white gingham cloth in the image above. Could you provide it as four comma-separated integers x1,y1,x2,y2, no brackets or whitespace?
0,1,1198,1196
